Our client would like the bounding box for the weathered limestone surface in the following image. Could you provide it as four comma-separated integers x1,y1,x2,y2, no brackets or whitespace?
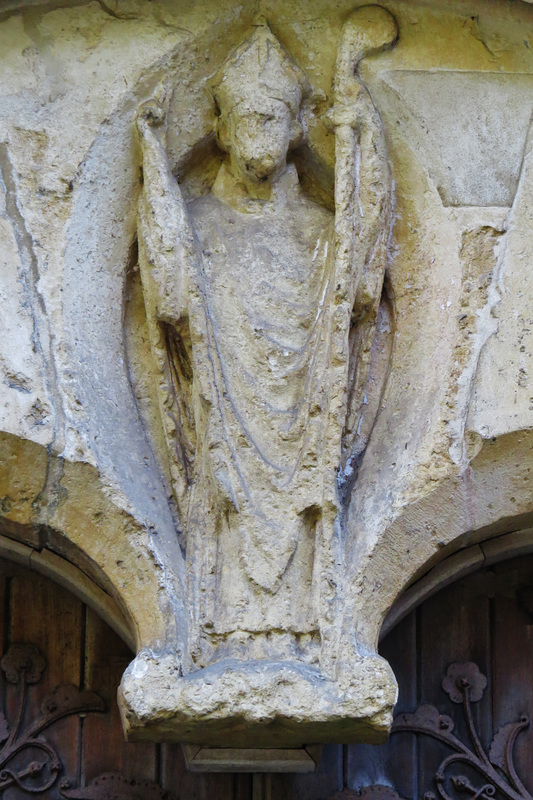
2,0,533,747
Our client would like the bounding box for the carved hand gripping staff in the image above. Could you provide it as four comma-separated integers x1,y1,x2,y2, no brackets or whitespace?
120,6,399,746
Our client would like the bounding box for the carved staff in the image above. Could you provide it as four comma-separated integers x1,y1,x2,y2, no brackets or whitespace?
332,5,397,312
328,5,398,470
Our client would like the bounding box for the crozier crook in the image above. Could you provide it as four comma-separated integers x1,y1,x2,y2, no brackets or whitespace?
330,6,398,474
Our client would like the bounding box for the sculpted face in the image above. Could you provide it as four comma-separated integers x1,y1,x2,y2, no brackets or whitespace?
212,23,307,187
220,99,297,183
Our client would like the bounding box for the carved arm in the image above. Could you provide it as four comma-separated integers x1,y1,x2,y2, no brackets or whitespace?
136,101,197,324
135,102,200,516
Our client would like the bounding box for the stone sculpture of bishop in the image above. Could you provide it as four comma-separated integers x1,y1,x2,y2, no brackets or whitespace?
128,7,399,745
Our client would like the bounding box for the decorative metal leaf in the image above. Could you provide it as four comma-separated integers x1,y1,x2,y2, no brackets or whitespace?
0,641,175,800
1,644,46,685
390,662,533,800
26,685,106,737
489,720,525,770
40,685,106,717
0,644,106,797
392,704,457,746
441,662,487,703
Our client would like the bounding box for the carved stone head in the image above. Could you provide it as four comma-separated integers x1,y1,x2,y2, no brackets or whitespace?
211,20,309,182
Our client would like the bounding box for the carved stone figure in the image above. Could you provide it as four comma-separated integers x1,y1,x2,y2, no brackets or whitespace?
126,5,398,742
136,7,396,671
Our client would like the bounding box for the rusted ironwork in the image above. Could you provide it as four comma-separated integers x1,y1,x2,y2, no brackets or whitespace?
392,661,533,800
59,773,176,799
0,644,175,799
0,643,105,795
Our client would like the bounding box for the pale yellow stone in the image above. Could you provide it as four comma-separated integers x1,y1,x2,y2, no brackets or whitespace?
1,0,533,749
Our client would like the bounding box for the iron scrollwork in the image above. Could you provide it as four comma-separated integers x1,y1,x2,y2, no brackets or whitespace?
0,643,176,799
392,661,532,800
0,643,105,795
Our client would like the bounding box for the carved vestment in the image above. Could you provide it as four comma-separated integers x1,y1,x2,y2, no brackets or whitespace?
136,16,394,668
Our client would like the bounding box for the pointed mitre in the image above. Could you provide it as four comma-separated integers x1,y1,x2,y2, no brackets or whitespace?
211,19,309,115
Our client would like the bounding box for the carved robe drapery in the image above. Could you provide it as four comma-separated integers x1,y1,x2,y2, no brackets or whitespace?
138,162,341,662
136,14,395,668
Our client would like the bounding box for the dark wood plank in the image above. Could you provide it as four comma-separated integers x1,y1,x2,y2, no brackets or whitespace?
8,569,84,791
0,571,8,655
417,571,492,797
268,744,342,800
234,773,253,800
491,557,533,790
347,611,417,798
81,606,157,783
160,743,235,800
0,572,8,762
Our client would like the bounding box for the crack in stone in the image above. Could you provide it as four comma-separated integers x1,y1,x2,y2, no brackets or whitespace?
0,142,66,520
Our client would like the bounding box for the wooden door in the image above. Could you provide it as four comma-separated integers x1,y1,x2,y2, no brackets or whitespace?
346,554,533,800
0,560,343,799
2,555,530,800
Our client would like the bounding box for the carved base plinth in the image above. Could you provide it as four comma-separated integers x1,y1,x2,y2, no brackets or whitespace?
181,744,321,772
118,654,397,748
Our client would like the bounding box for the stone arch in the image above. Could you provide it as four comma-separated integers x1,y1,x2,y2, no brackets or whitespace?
380,524,533,642
349,428,533,650
0,430,181,654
